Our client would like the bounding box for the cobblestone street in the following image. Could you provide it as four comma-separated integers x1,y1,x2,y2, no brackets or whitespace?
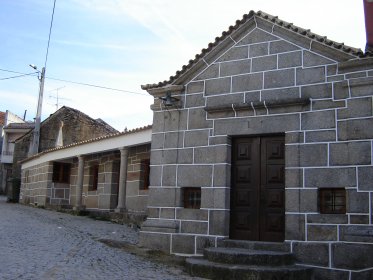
0,197,202,280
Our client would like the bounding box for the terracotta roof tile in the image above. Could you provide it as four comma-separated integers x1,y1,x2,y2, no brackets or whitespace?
4,122,34,129
21,125,152,163
142,10,372,90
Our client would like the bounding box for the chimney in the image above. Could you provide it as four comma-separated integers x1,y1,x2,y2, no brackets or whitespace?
364,0,373,52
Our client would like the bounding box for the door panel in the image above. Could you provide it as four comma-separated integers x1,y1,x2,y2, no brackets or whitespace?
230,138,260,240
230,136,285,242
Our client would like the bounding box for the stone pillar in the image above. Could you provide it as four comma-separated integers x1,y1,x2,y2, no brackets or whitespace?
116,147,129,212
2,132,8,154
74,155,85,211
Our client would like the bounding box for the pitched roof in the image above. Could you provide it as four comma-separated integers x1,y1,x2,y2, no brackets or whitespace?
21,125,152,163
4,122,34,129
142,10,373,91
0,112,5,126
17,106,119,141
46,106,118,134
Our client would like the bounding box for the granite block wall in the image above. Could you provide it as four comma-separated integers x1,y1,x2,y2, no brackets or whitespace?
21,144,150,219
141,18,373,277
20,162,52,206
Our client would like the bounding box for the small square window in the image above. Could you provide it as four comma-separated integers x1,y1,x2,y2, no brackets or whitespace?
319,188,346,214
183,187,201,209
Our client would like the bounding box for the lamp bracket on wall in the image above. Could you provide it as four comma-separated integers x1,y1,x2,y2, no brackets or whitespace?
159,92,181,108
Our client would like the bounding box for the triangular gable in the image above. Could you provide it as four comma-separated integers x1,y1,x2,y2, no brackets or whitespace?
15,106,118,143
142,10,371,92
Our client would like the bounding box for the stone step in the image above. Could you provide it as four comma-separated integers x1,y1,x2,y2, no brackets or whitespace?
204,247,294,266
219,239,290,252
186,257,313,280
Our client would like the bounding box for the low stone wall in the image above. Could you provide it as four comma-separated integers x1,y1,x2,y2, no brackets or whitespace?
20,162,52,206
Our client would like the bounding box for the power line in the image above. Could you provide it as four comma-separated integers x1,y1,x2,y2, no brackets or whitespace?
44,0,57,69
47,76,147,95
0,68,34,75
0,72,37,80
0,68,147,95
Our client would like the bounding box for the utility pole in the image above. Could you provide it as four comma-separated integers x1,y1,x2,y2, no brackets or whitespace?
29,66,45,156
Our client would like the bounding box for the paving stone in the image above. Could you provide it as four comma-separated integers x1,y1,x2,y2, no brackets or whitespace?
0,196,198,280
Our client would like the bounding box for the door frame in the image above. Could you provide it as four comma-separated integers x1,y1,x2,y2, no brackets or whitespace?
229,134,285,242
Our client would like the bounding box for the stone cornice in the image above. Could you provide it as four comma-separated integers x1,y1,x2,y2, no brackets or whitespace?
205,98,310,113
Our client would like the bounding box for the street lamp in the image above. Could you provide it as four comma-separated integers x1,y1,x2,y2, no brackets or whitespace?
28,64,46,156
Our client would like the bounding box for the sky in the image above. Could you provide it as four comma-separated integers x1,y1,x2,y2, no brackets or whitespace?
0,0,367,131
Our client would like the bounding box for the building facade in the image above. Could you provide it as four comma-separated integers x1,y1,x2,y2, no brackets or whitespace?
20,126,152,224
0,111,31,195
11,106,117,201
140,11,373,279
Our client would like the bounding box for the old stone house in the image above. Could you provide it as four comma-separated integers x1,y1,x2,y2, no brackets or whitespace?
11,106,118,201
0,111,32,195
19,126,151,224
140,10,373,279
1,122,34,195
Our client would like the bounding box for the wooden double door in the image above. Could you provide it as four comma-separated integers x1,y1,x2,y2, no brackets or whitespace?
230,136,285,242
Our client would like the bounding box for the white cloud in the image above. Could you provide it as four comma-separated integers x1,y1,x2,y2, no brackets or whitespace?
3,0,367,131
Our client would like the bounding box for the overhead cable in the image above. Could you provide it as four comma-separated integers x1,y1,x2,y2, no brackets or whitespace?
0,68,146,96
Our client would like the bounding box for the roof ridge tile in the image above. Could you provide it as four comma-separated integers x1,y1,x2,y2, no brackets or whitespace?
142,10,371,91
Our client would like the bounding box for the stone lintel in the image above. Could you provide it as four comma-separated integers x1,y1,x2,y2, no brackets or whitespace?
204,98,310,113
